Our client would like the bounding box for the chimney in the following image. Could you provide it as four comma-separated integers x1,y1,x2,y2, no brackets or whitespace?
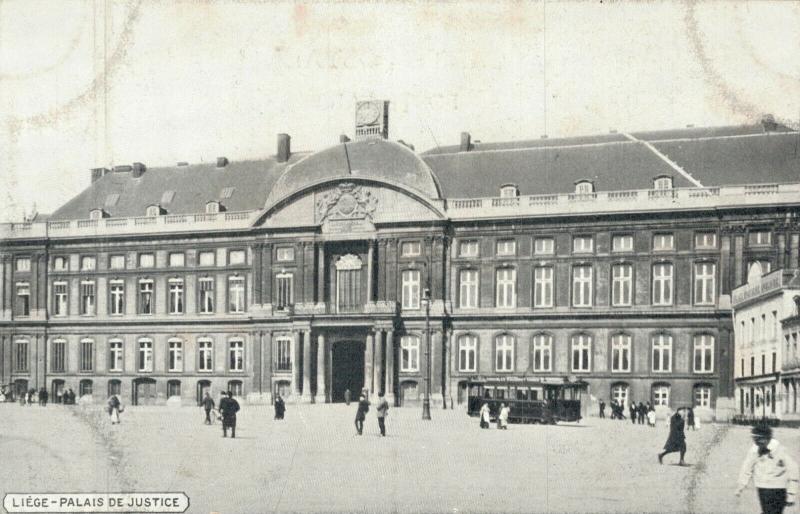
761,114,778,132
90,167,108,183
132,162,146,178
277,133,291,163
216,156,229,168
339,134,351,144
460,132,472,152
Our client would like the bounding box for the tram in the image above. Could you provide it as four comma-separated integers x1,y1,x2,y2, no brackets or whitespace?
466,377,586,424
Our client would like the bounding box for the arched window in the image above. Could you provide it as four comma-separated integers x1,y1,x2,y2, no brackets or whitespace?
146,205,161,217
574,180,595,194
400,336,419,372
107,379,121,397
457,335,477,373
205,201,220,214
168,338,184,372
653,176,673,190
495,334,514,372
198,338,213,372
137,338,154,372
228,380,243,397
611,383,629,407
499,184,519,198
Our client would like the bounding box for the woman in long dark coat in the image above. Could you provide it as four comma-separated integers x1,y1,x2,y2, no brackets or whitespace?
274,394,286,420
354,395,369,435
658,409,687,465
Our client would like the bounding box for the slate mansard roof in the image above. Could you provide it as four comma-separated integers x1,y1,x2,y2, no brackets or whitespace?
50,123,800,221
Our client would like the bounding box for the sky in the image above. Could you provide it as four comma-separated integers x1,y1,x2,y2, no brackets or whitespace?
1,1,799,221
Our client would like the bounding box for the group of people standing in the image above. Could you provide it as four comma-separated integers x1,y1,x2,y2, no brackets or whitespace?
599,399,664,427
200,391,241,437
354,391,389,436
478,402,510,429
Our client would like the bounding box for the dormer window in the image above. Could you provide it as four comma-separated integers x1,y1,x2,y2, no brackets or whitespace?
89,208,106,220
653,176,673,190
499,184,519,198
574,180,594,194
146,205,163,217
205,201,221,214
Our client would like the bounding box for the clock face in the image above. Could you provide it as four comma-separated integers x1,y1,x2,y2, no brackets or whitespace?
356,102,380,125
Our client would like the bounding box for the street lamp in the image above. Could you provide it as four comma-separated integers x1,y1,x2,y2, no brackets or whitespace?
421,288,432,420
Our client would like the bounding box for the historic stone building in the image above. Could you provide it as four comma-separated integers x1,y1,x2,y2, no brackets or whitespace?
1,102,799,418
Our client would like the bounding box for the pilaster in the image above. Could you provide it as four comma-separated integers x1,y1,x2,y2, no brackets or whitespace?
301,329,312,402
373,330,384,395
364,332,374,396
377,239,388,301
253,244,263,304
263,244,273,305
263,331,273,401
385,330,395,405
291,331,301,399
303,242,314,303
315,333,326,403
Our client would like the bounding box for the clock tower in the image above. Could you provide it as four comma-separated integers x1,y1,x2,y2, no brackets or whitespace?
354,100,389,141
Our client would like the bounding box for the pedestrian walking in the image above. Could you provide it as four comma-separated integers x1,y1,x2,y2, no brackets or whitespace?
686,407,696,431
354,394,369,435
479,402,491,429
219,391,240,438
107,395,122,424
201,392,215,425
647,407,656,427
344,388,351,406
498,403,510,430
274,394,286,420
375,392,389,436
629,402,637,425
637,402,646,425
735,423,799,514
658,409,687,466
599,399,606,419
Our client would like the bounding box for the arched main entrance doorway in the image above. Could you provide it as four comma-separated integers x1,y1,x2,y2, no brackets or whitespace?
133,378,157,406
331,340,365,403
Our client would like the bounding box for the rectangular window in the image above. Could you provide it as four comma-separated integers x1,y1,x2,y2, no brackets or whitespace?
138,280,154,314
694,386,711,408
138,253,154,268
495,335,514,372
168,278,184,314
228,250,246,265
108,340,123,372
276,247,295,262
653,385,670,407
168,340,183,372
198,251,215,266
14,340,29,372
652,263,673,306
109,280,125,315
496,239,516,256
168,252,185,267
458,269,478,309
694,232,717,249
276,273,294,309
534,237,555,255
229,340,244,372
495,268,516,308
198,339,213,372
611,264,632,306
228,276,245,313
80,280,96,315
748,230,771,246
612,235,633,252
457,335,477,372
532,334,552,372
15,257,31,272
15,282,30,316
400,336,420,372
572,236,593,253
571,335,591,372
51,340,66,373
652,334,672,372
693,335,714,373
611,334,632,372
653,234,674,251
138,340,153,372
109,255,126,269
167,381,181,397
458,240,479,257
772,352,777,373
694,262,716,305
80,256,96,271
53,256,68,271
572,265,593,307
533,266,554,308
199,278,215,313
400,241,421,257
79,339,94,372
402,270,421,309
275,338,292,371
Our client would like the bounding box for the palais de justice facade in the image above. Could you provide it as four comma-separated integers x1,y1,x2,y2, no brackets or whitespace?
1,101,800,418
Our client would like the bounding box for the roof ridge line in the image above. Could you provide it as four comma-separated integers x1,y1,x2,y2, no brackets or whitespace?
621,132,704,187
647,131,798,144
422,139,637,158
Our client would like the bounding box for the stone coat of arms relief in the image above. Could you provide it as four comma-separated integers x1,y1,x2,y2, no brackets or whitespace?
315,183,379,224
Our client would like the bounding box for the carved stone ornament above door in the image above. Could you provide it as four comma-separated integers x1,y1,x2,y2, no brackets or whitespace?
315,183,378,224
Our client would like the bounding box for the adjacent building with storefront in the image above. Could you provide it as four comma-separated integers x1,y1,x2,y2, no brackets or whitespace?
1,102,799,417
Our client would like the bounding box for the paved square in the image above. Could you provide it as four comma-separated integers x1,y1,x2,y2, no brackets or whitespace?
0,403,797,513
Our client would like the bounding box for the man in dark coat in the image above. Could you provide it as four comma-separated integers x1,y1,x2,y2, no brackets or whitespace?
354,394,369,435
658,409,687,465
201,392,215,425
274,394,286,420
638,402,646,424
599,399,606,419
686,407,696,430
629,402,637,425
218,391,240,438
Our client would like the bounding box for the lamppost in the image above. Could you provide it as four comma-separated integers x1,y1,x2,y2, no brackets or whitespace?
421,288,432,420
